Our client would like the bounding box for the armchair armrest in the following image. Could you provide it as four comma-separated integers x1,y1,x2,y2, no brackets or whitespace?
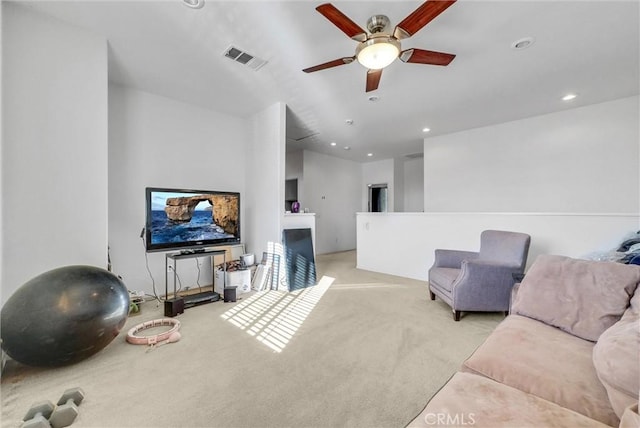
433,249,479,269
452,260,522,311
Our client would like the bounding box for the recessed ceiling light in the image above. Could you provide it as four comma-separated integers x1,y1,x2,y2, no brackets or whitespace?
367,153,373,157
511,37,535,50
368,95,380,102
330,142,337,146
344,146,351,150
562,93,577,101
422,127,431,133
182,0,205,9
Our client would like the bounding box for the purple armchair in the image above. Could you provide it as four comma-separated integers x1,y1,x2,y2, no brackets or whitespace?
428,230,531,321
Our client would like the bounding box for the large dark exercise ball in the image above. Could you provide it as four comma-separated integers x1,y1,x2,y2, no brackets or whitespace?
1,265,130,367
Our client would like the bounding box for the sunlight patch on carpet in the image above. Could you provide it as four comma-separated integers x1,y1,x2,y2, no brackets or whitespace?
220,275,335,352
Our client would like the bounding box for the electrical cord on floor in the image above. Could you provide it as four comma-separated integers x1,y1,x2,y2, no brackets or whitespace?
195,258,203,293
168,265,183,295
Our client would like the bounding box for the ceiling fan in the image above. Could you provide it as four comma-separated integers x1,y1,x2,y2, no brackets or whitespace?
302,1,457,92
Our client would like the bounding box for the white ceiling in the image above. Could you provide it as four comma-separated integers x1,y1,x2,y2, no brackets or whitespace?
19,1,640,162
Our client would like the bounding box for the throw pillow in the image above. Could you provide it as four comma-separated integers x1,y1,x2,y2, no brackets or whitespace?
593,310,639,418
511,254,640,342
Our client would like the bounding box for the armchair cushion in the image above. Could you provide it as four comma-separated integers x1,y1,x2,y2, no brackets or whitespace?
428,268,460,293
511,254,640,342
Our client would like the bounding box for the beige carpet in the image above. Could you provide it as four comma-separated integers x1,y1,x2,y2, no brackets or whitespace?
1,251,502,428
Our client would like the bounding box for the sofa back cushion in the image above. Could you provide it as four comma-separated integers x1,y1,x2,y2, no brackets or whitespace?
511,254,640,342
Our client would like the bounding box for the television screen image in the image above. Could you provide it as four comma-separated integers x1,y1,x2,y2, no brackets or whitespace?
145,187,240,252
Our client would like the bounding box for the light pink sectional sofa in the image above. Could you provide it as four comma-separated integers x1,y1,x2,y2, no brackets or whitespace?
409,255,640,428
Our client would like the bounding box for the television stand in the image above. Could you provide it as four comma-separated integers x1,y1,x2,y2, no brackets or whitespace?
165,248,227,313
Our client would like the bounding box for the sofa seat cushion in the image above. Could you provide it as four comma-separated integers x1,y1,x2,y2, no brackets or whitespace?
462,315,618,427
407,372,611,428
511,255,640,342
428,268,460,293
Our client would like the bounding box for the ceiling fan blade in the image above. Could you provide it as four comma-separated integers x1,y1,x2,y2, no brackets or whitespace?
394,0,456,40
366,69,383,92
400,48,455,66
303,57,356,73
316,3,367,42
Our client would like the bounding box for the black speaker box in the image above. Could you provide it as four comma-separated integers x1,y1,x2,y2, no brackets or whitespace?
164,298,185,317
224,286,237,303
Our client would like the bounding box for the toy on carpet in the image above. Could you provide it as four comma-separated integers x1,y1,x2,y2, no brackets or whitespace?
22,387,84,428
1,265,130,367
126,318,181,351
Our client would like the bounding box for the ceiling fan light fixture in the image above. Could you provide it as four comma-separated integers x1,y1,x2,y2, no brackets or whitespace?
182,0,204,9
356,36,400,70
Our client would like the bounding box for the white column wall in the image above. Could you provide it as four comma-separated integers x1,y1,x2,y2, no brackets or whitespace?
404,157,425,212
245,103,286,259
393,158,405,212
2,4,108,304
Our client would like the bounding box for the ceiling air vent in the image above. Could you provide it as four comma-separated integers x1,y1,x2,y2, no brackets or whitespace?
223,46,267,71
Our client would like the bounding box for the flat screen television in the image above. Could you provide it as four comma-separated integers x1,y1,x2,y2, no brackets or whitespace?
145,187,240,252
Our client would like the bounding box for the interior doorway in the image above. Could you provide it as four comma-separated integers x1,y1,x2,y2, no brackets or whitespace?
368,183,388,212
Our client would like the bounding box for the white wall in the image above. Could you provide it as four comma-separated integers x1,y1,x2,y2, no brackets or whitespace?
361,159,394,212
0,2,5,305
360,156,424,213
286,150,303,180
108,85,248,296
358,96,640,281
245,103,286,259
285,149,303,208
393,158,405,212
302,150,361,254
404,157,424,212
357,212,640,281
424,96,640,213
2,3,108,304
